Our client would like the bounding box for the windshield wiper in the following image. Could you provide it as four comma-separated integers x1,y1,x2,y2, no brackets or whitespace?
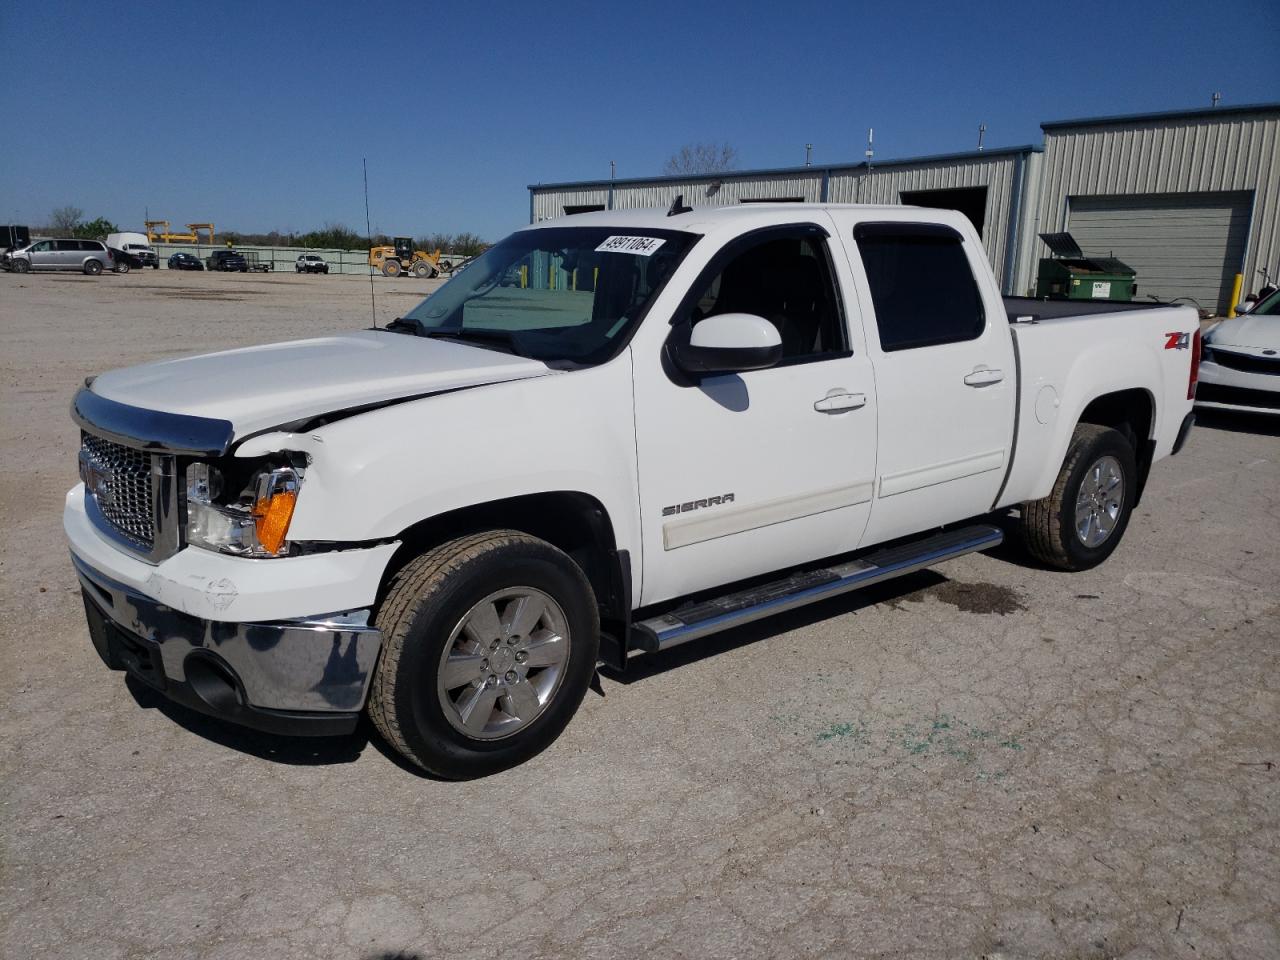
382,316,422,335
423,328,519,354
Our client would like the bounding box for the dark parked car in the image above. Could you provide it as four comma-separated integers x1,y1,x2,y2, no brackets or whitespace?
207,249,248,272
109,247,146,273
168,252,205,271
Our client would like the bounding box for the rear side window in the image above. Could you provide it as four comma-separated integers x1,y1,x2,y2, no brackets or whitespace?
855,223,985,352
55,239,80,251
78,240,103,251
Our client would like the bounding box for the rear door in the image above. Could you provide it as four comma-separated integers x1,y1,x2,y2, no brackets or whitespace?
54,239,81,269
830,214,1016,546
633,221,878,604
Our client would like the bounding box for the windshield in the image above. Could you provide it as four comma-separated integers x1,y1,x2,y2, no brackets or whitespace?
1248,288,1280,316
396,226,698,365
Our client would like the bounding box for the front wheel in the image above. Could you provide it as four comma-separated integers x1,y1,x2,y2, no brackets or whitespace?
115,260,130,274
13,259,30,274
1021,423,1136,571
368,531,599,779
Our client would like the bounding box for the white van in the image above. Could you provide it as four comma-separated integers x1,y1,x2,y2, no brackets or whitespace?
105,232,159,269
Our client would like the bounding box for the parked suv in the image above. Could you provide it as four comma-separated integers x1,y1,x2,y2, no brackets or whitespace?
207,249,248,272
296,254,329,274
4,238,113,275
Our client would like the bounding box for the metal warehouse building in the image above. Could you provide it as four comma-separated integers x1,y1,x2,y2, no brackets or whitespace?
1037,103,1279,313
529,102,1279,314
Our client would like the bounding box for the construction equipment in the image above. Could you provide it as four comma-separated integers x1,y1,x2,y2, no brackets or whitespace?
368,237,444,278
144,221,216,245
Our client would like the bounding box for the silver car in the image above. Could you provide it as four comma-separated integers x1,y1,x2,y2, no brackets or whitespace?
4,238,114,275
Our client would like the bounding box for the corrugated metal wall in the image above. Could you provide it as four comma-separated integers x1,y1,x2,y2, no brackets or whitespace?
826,154,1021,287
531,187,610,221
530,154,1027,289
1037,109,1280,303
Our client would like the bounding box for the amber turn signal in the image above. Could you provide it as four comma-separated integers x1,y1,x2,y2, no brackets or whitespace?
252,490,297,555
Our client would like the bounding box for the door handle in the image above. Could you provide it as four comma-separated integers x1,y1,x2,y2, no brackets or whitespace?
814,391,867,413
963,367,1004,387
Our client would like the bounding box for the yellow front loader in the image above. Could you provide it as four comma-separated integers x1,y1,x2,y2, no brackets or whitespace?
368,237,444,278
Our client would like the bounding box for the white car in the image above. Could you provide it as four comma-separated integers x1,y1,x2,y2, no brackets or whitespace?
64,204,1200,778
295,254,329,274
1196,288,1280,415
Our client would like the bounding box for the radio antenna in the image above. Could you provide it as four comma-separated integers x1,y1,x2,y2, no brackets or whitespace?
363,158,377,329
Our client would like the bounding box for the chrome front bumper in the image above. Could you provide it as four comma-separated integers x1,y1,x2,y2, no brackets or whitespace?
74,553,382,736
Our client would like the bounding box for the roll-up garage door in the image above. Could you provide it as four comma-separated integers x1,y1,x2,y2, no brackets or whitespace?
1066,192,1252,313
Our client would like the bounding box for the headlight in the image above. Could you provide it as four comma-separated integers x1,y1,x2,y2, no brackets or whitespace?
186,461,302,557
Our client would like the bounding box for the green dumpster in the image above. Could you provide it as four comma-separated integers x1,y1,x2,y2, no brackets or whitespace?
1035,232,1137,302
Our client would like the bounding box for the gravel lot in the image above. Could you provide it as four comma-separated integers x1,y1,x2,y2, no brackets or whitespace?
1,269,1277,960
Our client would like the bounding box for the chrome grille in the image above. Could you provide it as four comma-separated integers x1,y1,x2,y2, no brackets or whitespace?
80,433,155,547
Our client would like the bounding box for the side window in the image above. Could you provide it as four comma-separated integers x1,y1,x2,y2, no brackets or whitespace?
688,233,844,361
855,224,985,352
30,240,52,252
78,240,102,251
55,239,80,251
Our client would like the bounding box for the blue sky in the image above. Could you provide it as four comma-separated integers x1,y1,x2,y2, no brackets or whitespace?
2,1,1277,240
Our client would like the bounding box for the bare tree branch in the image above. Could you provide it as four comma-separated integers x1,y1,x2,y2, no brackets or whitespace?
50,206,83,235
662,143,739,176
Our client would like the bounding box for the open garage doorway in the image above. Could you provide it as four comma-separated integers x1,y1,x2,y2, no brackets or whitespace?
899,186,988,237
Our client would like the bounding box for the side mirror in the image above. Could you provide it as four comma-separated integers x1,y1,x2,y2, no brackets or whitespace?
670,313,783,375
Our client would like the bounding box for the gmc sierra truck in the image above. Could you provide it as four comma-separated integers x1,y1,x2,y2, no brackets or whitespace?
65,204,1199,778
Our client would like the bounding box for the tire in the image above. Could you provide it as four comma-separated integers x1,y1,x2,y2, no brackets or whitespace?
84,259,103,276
383,259,402,278
412,260,431,279
322,267,328,274
13,259,30,274
1021,423,1136,571
115,260,130,274
368,530,599,779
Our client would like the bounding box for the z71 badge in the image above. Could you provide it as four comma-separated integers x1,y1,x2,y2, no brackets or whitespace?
1164,331,1190,350
662,494,735,517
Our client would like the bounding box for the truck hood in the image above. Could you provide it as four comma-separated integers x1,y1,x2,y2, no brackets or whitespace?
1206,314,1280,350
88,330,554,436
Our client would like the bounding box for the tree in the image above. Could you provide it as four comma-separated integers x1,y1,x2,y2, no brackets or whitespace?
299,222,366,250
662,142,739,176
50,205,83,234
73,216,118,241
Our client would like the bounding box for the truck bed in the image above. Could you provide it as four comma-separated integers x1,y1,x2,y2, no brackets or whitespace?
1003,296,1172,323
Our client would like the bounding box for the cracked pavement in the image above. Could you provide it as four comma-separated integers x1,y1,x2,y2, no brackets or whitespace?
2,271,1277,959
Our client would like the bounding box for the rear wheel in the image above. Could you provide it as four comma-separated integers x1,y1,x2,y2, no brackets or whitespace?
1022,423,1136,571
383,259,402,278
368,531,599,779
84,259,103,276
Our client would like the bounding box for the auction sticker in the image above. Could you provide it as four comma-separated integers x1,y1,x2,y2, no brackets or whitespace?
595,235,667,256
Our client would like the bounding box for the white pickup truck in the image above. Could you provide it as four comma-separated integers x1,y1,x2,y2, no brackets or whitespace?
65,204,1199,778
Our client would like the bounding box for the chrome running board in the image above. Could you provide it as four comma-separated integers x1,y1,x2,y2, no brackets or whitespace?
632,524,1003,652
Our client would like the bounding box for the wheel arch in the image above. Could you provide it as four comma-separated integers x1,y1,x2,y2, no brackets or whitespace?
379,491,631,669
1076,387,1156,505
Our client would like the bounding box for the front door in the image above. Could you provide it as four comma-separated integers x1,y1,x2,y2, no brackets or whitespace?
632,222,878,605
830,214,1016,546
26,240,54,269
